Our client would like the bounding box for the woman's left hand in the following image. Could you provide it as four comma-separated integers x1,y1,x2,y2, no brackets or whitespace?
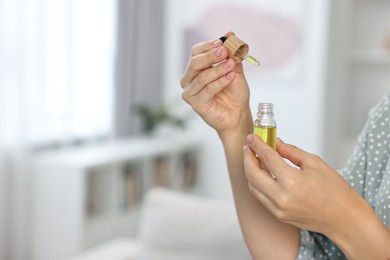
243,134,373,238
244,134,390,258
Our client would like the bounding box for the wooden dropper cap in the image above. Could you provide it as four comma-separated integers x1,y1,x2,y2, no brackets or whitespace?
220,35,249,64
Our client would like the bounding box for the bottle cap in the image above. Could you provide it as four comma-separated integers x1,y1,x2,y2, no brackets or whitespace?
219,35,249,64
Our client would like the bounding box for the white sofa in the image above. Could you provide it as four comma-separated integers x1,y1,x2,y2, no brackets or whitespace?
70,188,251,260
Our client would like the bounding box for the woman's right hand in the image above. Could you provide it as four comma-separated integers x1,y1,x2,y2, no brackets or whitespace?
180,32,252,139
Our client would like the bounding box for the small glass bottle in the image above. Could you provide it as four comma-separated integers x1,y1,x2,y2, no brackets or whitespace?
253,103,277,150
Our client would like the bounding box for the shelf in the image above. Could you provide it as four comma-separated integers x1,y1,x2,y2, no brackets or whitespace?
31,134,202,260
31,134,201,169
349,49,390,65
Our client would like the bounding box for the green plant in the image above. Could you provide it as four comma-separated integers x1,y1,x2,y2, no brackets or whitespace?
135,104,186,134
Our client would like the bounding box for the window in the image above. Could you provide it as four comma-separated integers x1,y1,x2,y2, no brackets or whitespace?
0,0,116,147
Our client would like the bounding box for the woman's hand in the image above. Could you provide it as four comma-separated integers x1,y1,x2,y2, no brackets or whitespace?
180,32,251,139
243,134,390,258
244,134,363,234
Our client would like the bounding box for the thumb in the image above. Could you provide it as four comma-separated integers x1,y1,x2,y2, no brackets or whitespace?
222,32,245,74
276,138,315,169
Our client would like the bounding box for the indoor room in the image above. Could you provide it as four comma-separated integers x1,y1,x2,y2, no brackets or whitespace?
1,0,390,259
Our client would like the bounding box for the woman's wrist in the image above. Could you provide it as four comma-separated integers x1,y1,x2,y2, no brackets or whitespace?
218,109,253,145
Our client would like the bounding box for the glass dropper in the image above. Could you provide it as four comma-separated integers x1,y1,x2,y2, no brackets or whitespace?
244,55,260,67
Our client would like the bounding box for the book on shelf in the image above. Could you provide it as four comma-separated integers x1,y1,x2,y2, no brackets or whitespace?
122,164,142,210
152,157,171,187
180,151,198,189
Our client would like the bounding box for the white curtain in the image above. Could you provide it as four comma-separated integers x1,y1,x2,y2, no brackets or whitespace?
0,0,115,147
0,0,116,259
114,0,165,136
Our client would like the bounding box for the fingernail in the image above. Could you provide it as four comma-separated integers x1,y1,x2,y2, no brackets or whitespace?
247,134,253,144
224,59,231,69
225,72,233,80
276,137,284,144
216,47,222,57
212,39,222,49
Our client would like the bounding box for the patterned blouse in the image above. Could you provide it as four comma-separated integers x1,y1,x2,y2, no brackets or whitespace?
297,93,390,259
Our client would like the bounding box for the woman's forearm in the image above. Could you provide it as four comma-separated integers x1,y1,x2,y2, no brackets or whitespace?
327,199,390,259
179,33,300,259
219,112,300,259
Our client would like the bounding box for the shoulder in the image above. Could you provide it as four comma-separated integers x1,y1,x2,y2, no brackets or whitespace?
362,92,390,154
354,92,390,148
367,92,390,125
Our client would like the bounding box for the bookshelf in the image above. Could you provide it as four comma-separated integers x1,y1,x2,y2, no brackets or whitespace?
31,135,200,260
324,0,390,168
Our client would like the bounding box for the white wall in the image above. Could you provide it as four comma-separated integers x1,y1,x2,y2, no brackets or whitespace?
164,0,330,198
323,0,390,169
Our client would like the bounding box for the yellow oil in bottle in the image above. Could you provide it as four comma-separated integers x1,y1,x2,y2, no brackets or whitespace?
254,126,277,150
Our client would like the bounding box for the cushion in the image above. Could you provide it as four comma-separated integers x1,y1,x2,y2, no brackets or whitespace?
137,188,251,260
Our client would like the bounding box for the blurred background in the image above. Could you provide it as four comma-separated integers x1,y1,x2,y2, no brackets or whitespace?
1,0,390,259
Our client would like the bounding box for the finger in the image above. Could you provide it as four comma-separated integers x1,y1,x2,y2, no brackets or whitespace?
191,38,222,57
181,46,229,86
224,31,235,37
276,138,318,169
185,58,235,97
248,182,278,214
191,31,235,57
243,145,279,198
259,159,273,178
247,134,287,179
192,70,235,105
222,31,247,74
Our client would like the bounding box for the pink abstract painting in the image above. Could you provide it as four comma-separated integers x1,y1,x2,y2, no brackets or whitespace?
183,2,304,80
